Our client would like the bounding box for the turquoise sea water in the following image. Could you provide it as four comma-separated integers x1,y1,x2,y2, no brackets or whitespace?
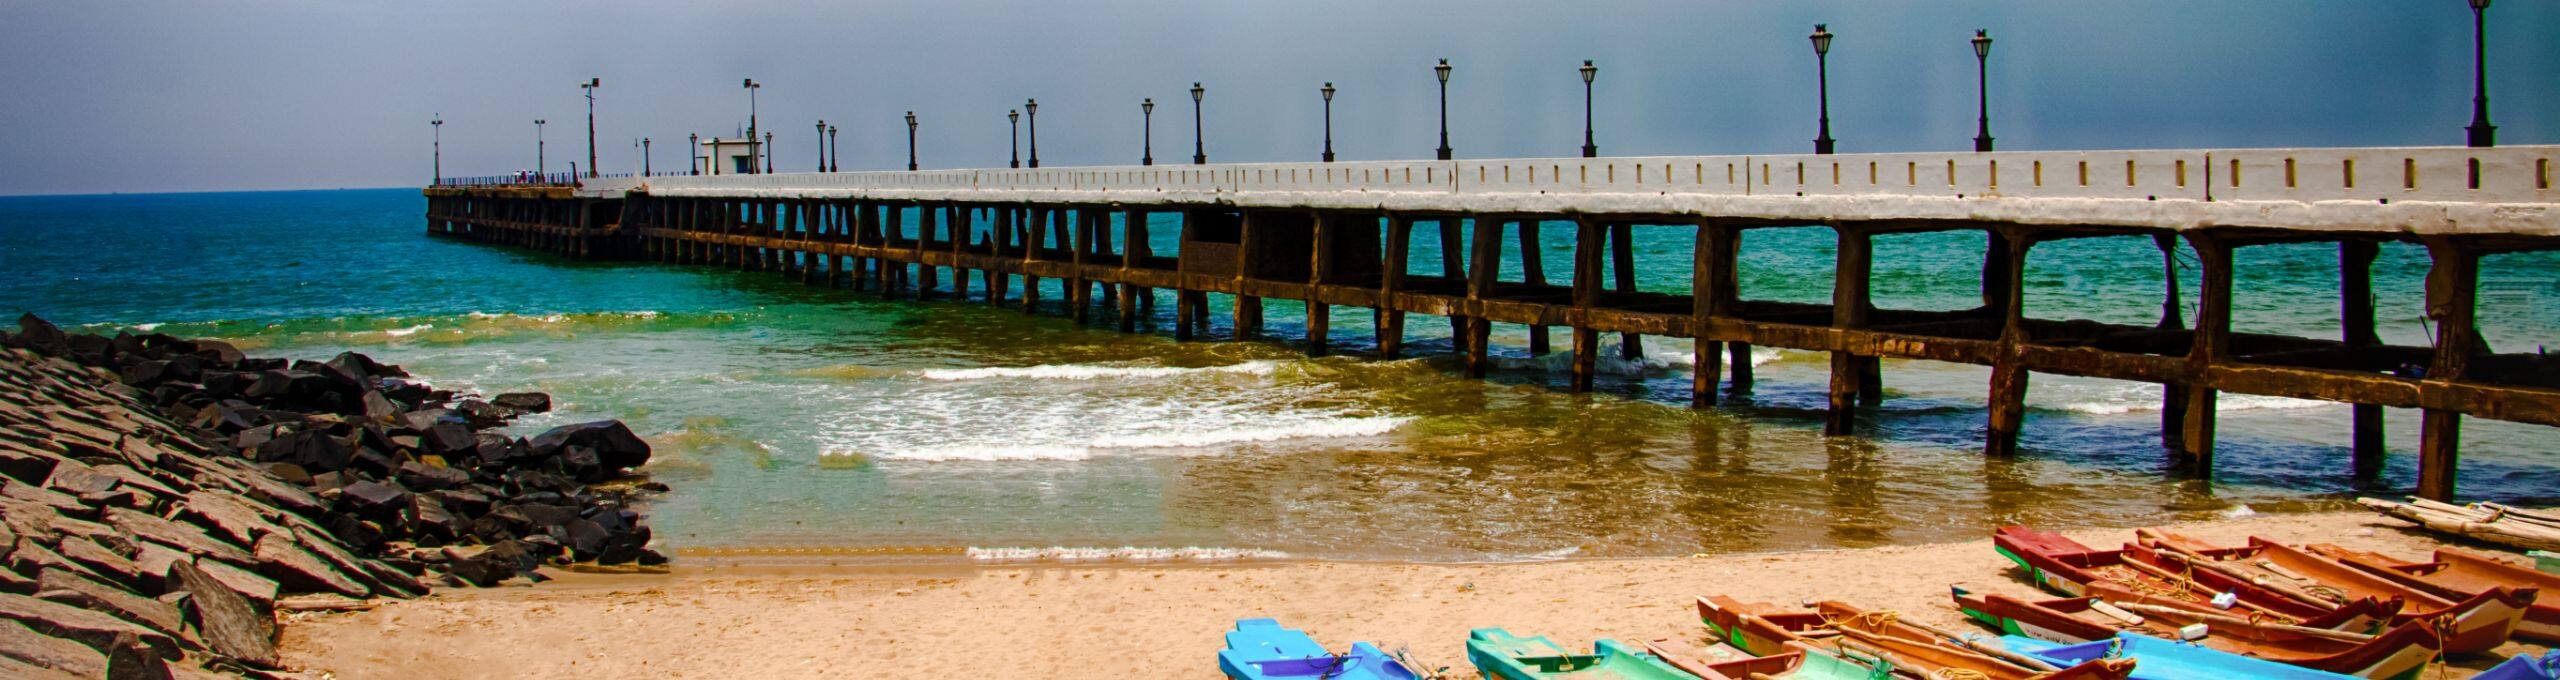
2,188,2554,562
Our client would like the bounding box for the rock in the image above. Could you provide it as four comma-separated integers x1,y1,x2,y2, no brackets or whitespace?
7,540,110,587
0,618,106,677
0,449,60,486
394,461,469,492
188,560,276,611
185,340,243,368
527,420,650,472
11,315,70,356
256,462,308,486
446,540,543,587
0,563,33,595
337,481,410,520
174,490,284,549
0,653,84,679
0,592,178,660
44,464,120,497
492,392,552,414
104,508,255,568
103,631,170,680
359,391,402,420
249,534,367,598
563,519,608,560
165,560,274,668
452,400,511,429
281,525,401,598
255,430,348,473
36,567,183,636
420,422,475,456
53,537,141,589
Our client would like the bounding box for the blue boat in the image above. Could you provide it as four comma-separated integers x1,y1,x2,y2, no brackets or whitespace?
1219,618,1422,680
2004,632,2359,680
2479,651,2560,680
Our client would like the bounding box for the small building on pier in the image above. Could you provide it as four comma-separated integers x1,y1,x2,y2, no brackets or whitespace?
696,137,759,176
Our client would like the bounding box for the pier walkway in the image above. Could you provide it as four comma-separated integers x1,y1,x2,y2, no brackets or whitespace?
424,145,2560,500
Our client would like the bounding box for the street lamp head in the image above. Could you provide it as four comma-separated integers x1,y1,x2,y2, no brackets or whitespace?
1435,59,1452,83
534,119,545,125
582,78,600,89
906,111,917,128
1191,82,1204,102
1811,24,1833,55
1321,82,1334,102
1008,109,1018,123
1972,29,1992,59
1143,98,1155,114
1025,98,1037,115
2470,0,2489,9
743,78,757,89
827,125,836,134
1580,60,1596,84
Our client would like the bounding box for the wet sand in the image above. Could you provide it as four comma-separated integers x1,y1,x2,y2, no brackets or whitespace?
279,511,2550,678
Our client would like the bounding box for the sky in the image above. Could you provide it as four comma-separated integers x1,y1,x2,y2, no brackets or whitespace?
0,0,2551,196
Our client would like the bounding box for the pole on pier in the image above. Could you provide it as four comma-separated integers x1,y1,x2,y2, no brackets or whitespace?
1691,221,1735,407
581,78,599,178
1984,228,2035,456
2418,238,2481,501
1122,209,1147,331
1022,207,1044,313
2176,234,2234,473
2342,241,2386,480
2152,233,2188,450
1827,225,1873,435
1233,211,1263,340
1439,219,1465,340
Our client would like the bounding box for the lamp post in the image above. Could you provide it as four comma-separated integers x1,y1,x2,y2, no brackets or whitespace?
905,111,918,171
688,133,699,176
1320,83,1335,162
1434,59,1453,160
2466,0,2496,147
431,116,443,185
742,78,761,173
1970,30,1996,152
1810,24,1836,154
763,132,774,173
827,125,838,172
643,137,652,177
580,78,600,178
1026,99,1040,168
816,120,827,172
1191,82,1207,165
534,119,547,177
1142,98,1155,166
1579,61,1598,158
1008,109,1020,168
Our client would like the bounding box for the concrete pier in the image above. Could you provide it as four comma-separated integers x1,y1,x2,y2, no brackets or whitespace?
427,146,2560,500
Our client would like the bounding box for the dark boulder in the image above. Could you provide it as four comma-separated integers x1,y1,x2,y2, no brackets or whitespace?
492,392,552,414
166,560,275,668
10,315,70,355
527,421,650,473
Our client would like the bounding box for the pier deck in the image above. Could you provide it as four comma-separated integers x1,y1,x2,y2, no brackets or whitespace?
425,145,2560,500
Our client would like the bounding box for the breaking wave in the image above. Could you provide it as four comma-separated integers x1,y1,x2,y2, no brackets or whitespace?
915,361,1279,382
867,415,1412,462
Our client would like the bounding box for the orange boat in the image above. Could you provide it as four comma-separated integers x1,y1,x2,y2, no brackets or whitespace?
1951,586,2444,679
2308,544,2560,644
1994,526,2401,633
2136,531,2536,655
1696,595,2137,680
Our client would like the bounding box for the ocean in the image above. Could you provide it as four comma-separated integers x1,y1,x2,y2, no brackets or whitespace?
3,188,2554,563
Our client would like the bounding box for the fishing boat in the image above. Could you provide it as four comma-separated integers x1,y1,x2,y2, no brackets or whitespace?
2135,531,2534,655
2358,498,2560,553
2307,544,2560,643
2004,632,2363,680
1219,618,1422,680
1644,637,1895,680
1993,526,2400,633
1464,628,1696,679
1951,586,2442,679
1695,596,2135,680
2477,651,2560,680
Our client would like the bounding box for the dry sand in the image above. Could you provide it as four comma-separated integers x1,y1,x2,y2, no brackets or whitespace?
280,511,2551,678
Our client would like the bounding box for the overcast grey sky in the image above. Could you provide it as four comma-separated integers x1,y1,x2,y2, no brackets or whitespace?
0,1,2550,196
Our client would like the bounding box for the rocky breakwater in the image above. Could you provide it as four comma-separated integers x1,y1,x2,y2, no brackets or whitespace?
0,314,665,677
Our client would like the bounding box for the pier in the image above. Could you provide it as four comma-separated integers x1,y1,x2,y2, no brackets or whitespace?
425,145,2560,500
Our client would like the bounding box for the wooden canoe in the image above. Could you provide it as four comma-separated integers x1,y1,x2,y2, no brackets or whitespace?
2136,531,2535,655
1695,596,2135,680
1952,586,2444,679
2358,498,2560,553
1993,526,2400,632
2308,544,2560,644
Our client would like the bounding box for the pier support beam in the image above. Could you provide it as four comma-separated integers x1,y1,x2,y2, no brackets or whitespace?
2418,238,2480,501
2151,233,2188,449
1984,230,2036,456
2177,234,2234,474
1828,226,1873,435
1463,216,1503,378
2342,240,2386,480
1379,216,1411,358
1439,219,1465,340
1520,220,1551,356
1570,218,1603,392
1307,212,1334,355
1611,222,1642,360
1691,221,1736,407
1120,209,1148,332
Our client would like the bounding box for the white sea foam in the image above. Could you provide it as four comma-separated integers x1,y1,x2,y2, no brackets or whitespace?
1089,416,1412,449
2048,386,2334,415
382,324,433,337
963,546,1292,563
131,322,162,332
879,444,1096,462
915,361,1278,382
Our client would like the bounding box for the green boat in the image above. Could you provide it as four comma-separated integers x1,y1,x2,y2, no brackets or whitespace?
1464,628,1697,679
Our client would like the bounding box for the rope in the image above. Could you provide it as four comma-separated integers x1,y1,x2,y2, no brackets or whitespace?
1930,669,1992,680
2425,614,2456,680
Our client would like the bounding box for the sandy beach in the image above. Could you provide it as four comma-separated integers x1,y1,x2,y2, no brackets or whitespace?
280,511,2553,678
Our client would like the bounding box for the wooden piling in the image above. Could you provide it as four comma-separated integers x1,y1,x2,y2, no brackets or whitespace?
1984,229,2036,457
1828,226,1873,435
2178,234,2235,473
2341,240,2386,480
1379,216,1411,358
1519,220,1551,356
2418,238,2479,501
1611,222,1642,360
